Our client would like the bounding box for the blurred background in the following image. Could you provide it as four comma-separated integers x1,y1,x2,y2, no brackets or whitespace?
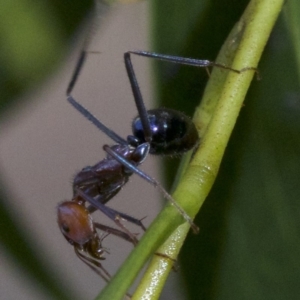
0,1,166,299
1,0,300,300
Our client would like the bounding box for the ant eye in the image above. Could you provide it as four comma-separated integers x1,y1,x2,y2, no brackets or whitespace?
62,223,70,233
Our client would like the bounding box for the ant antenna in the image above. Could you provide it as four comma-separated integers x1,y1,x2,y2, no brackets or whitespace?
67,0,110,96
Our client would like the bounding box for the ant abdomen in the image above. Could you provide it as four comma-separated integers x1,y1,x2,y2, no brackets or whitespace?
132,108,199,155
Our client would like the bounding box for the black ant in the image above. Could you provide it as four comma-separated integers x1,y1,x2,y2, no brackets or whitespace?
57,47,246,278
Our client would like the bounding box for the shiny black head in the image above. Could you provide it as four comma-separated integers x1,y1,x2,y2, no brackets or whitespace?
132,108,199,156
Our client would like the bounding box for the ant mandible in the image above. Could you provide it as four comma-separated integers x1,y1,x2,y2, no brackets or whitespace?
57,47,244,277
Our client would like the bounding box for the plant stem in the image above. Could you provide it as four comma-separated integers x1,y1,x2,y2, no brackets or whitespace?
97,0,285,299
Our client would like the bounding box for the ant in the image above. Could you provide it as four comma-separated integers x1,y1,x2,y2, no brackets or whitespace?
57,46,247,278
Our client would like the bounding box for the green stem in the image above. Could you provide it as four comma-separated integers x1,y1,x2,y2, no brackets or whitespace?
97,0,285,299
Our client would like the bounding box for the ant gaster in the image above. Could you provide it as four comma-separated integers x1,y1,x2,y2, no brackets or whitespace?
57,48,245,277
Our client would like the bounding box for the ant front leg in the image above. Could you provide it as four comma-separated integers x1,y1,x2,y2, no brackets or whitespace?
75,188,145,245
74,246,111,283
94,223,142,244
91,200,147,233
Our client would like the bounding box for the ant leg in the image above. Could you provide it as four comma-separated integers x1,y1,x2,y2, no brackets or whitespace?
67,95,127,145
75,188,145,244
76,247,132,298
67,51,87,96
66,0,109,96
86,193,146,231
74,247,111,282
94,223,140,244
65,47,126,142
126,50,255,73
124,52,152,143
103,145,199,234
123,51,237,125
91,202,146,232
80,188,146,232
123,50,256,154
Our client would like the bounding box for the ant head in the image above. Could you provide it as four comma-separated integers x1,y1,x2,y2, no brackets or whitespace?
57,201,94,246
132,108,199,156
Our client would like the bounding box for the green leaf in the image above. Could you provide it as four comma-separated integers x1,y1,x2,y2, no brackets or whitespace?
0,0,93,114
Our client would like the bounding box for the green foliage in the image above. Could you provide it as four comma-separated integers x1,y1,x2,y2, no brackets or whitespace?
153,1,300,300
0,0,93,113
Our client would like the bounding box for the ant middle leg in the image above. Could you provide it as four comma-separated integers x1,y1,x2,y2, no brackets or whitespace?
94,223,142,243
90,199,147,232
75,246,111,283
